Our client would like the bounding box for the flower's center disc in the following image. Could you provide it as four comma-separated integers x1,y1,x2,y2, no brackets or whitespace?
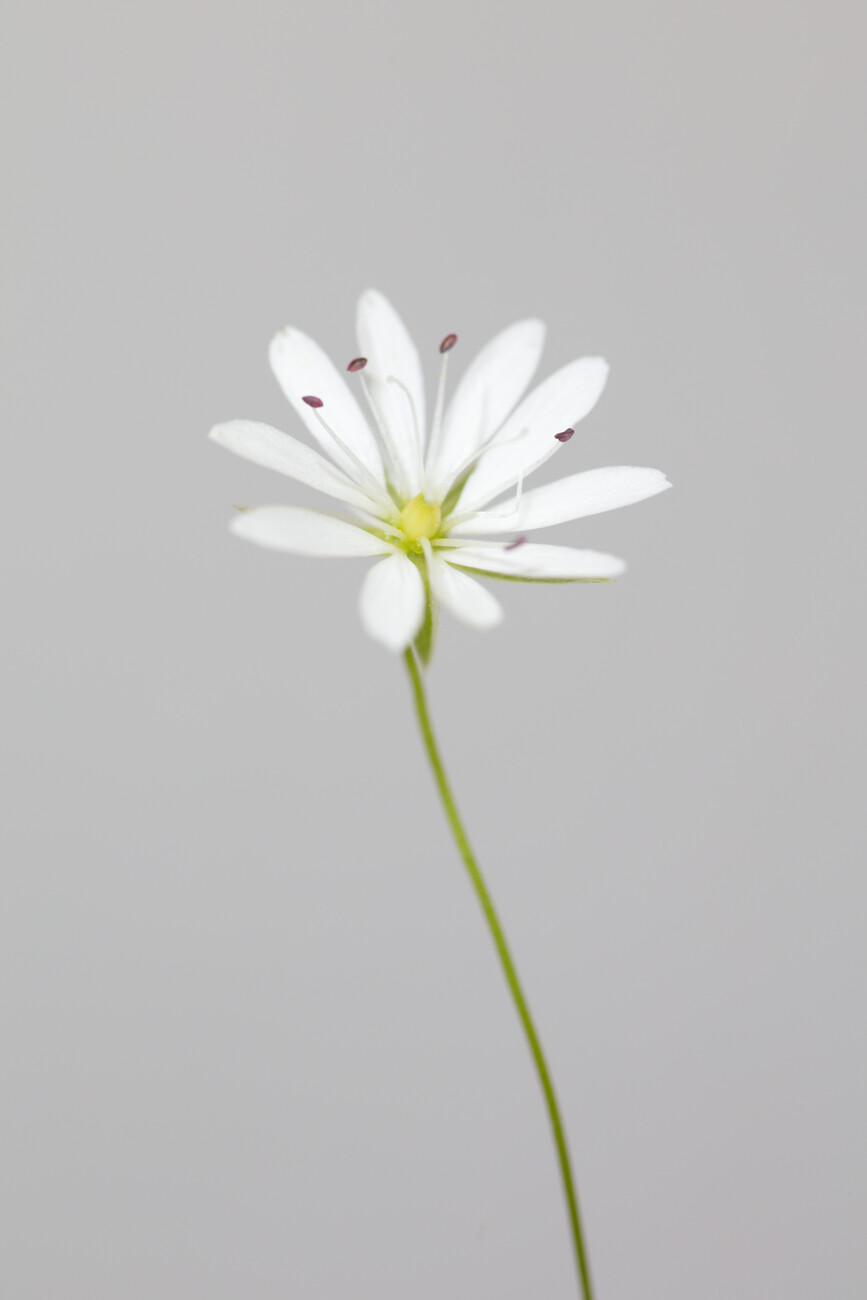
399,494,442,543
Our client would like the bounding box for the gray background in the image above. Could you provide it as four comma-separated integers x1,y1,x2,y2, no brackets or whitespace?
2,0,865,1296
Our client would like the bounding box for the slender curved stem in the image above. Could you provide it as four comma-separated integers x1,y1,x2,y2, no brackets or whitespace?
403,648,595,1299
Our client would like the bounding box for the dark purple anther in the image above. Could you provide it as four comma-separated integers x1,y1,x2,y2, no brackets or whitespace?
554,427,574,443
505,535,528,551
347,357,367,372
439,333,458,354
302,395,324,408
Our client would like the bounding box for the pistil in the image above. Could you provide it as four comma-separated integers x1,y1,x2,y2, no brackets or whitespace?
399,494,442,545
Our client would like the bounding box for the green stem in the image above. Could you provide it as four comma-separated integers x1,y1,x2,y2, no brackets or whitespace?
403,648,595,1299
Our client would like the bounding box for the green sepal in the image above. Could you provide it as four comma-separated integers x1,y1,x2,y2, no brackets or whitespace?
384,476,403,510
440,466,475,516
357,525,402,546
448,563,614,585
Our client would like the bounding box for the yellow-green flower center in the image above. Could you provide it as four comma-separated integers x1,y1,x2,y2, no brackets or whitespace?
399,494,442,543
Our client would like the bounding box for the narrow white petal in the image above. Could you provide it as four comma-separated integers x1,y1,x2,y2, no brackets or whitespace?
431,556,503,629
230,506,393,557
456,358,609,512
359,552,426,651
269,327,385,486
456,466,671,535
209,421,374,509
445,541,626,580
428,319,546,484
356,289,426,494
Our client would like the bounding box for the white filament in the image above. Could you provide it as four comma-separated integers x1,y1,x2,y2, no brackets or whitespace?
424,350,450,479
355,371,407,500
387,373,425,473
350,504,404,538
311,408,392,510
429,425,531,504
448,469,525,532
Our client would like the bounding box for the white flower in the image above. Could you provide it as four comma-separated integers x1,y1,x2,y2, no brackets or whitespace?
210,289,671,655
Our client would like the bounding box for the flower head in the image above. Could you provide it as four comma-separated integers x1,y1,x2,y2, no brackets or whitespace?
210,290,670,655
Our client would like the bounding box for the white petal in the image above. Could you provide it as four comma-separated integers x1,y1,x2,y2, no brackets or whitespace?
456,358,609,512
456,466,671,535
209,420,374,509
269,327,385,487
445,541,626,580
428,319,546,484
356,289,426,495
230,506,393,557
359,552,426,651
431,556,503,629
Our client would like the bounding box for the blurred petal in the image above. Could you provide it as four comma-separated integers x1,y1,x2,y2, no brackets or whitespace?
359,551,426,651
457,466,671,534
432,556,503,628
429,319,546,483
209,420,373,509
230,506,393,557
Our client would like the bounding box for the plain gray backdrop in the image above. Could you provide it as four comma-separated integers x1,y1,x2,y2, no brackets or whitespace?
2,0,865,1296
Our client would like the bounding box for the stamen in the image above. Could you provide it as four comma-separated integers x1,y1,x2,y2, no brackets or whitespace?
448,469,525,531
347,357,367,372
387,373,424,462
554,427,574,443
510,438,563,489
307,400,391,508
505,535,527,551
350,504,404,539
430,425,530,504
354,370,408,500
425,344,454,480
